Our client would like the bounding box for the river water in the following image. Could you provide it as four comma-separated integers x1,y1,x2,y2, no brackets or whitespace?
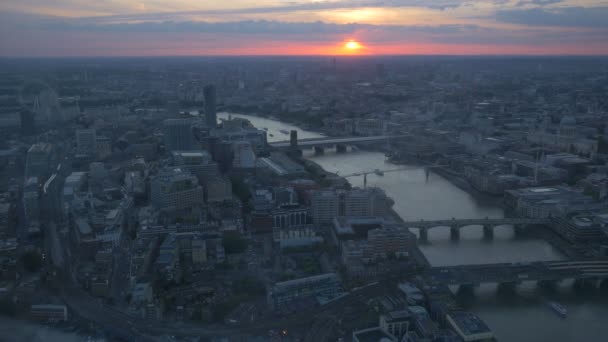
221,112,608,342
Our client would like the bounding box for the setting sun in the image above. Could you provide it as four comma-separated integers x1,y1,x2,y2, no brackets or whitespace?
345,40,362,50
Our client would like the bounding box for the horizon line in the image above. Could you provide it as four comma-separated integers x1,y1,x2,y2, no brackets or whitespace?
2,53,608,59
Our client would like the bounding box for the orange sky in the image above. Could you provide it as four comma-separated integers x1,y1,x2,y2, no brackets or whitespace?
1,1,607,56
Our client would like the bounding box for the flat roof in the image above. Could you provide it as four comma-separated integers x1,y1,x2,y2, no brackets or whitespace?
353,327,394,342
447,311,493,340
384,309,412,323
274,273,339,288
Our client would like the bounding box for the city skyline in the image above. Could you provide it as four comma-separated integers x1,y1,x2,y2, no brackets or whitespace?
1,0,608,56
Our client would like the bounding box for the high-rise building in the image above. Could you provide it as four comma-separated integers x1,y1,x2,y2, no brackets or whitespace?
150,168,204,211
23,177,40,234
232,141,256,169
76,128,97,156
311,188,392,224
204,85,217,128
20,108,35,136
163,119,194,151
25,143,54,179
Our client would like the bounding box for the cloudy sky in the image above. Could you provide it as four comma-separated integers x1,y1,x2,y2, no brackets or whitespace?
1,0,607,56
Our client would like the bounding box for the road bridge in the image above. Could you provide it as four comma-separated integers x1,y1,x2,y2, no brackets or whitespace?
426,259,608,288
401,217,550,241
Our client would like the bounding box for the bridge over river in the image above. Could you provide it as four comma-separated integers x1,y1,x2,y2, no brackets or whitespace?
427,259,608,287
269,134,410,153
400,217,550,241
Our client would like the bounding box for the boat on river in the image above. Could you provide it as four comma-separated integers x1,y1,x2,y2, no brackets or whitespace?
547,301,567,318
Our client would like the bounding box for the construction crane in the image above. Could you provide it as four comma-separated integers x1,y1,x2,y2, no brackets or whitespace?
339,167,420,188
339,163,447,188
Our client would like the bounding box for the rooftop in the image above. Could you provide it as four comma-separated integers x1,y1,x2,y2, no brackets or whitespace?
353,327,396,342
447,311,493,341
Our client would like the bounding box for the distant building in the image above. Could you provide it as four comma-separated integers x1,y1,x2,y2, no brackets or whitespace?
171,150,219,184
206,176,232,202
25,143,54,178
212,117,267,151
267,273,342,309
95,136,112,160
380,310,412,340
232,141,256,169
446,311,494,341
335,217,416,267
20,108,35,136
30,304,68,322
22,177,40,234
76,128,97,156
274,225,322,249
352,327,396,342
150,168,204,211
256,152,306,177
504,186,599,219
311,187,393,224
192,238,207,264
163,118,194,151
204,85,217,128
553,211,608,243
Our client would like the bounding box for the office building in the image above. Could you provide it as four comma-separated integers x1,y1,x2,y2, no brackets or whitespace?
76,128,97,156
352,328,396,342
204,84,217,128
206,176,232,202
150,168,204,211
192,239,208,265
311,187,393,224
25,143,54,179
446,312,494,341
232,141,256,169
163,119,194,151
267,273,342,309
23,177,40,234
504,186,598,219
380,310,412,340
20,108,35,136
30,304,68,322
171,150,219,183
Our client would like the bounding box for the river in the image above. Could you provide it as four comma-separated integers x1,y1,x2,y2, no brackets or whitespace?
220,112,608,342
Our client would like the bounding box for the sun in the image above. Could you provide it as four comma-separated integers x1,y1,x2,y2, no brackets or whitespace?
344,40,362,50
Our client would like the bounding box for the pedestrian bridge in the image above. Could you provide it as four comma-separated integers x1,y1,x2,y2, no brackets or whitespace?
401,217,550,241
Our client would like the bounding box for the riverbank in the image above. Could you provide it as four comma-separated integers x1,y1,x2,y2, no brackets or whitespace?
388,208,432,269
228,112,608,342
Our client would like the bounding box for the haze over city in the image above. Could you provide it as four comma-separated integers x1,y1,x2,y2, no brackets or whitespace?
1,0,608,56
